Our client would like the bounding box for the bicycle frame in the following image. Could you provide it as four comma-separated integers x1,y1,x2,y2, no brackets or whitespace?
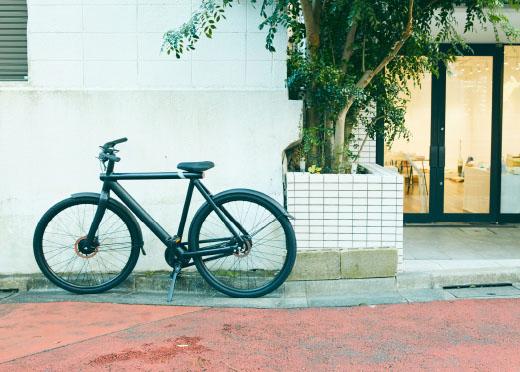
86,168,248,262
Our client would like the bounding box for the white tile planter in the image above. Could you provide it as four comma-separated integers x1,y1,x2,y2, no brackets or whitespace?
286,163,404,272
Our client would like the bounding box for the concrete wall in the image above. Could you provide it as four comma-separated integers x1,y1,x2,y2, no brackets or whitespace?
23,0,287,90
448,7,520,43
0,0,301,274
0,90,301,274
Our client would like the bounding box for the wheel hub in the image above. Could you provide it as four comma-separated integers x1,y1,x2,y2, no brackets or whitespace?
74,236,99,258
234,237,252,257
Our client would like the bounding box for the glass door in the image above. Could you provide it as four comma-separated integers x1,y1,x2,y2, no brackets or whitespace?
385,74,432,215
442,56,493,215
501,46,520,218
400,44,503,223
429,45,503,222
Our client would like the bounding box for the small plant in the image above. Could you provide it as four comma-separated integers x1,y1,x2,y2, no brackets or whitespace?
308,165,322,174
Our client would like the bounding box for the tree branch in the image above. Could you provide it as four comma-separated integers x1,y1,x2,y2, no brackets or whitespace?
341,20,358,72
333,0,414,172
356,0,414,88
312,0,322,29
301,0,320,53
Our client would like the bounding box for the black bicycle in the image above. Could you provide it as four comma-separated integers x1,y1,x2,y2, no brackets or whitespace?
33,138,296,301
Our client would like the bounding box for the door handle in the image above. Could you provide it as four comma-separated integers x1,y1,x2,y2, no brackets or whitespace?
430,146,438,167
439,146,445,168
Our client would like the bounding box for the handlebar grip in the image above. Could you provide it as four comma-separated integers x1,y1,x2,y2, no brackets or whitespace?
103,137,128,149
111,137,128,145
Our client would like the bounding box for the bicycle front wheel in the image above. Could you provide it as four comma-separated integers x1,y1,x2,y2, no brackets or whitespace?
33,196,141,294
188,190,297,297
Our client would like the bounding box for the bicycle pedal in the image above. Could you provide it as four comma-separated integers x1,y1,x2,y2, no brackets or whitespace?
166,264,182,303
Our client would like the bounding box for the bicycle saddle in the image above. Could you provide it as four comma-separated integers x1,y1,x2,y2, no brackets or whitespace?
177,161,215,173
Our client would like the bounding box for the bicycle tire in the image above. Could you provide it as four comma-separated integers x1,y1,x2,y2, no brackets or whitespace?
188,190,296,297
33,195,141,294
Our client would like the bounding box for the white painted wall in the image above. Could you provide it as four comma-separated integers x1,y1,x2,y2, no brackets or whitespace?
0,1,302,274
0,91,301,274
440,7,520,43
25,0,287,89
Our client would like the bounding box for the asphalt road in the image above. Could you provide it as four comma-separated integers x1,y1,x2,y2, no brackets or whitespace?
1,299,520,371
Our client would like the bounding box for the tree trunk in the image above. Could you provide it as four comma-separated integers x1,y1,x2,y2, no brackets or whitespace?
305,104,320,167
333,98,354,172
323,120,334,171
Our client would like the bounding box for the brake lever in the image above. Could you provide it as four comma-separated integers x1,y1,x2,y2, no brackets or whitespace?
100,146,114,154
98,151,120,163
97,156,107,171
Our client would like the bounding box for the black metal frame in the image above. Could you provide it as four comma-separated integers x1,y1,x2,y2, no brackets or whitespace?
374,43,520,224
429,44,503,223
85,163,247,264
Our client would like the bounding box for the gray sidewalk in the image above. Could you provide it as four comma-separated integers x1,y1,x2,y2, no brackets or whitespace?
405,225,520,261
2,225,519,308
3,265,520,308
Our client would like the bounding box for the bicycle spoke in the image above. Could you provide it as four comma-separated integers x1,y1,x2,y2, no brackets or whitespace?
250,218,278,237
40,202,134,289
196,198,290,292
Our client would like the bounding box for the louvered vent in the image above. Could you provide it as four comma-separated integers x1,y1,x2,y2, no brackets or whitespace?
0,0,27,81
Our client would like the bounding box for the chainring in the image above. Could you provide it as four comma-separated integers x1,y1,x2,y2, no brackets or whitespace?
164,245,190,268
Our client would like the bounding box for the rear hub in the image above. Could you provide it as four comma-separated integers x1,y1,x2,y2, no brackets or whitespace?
234,236,252,257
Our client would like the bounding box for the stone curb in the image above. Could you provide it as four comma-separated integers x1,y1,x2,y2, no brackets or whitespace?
3,266,520,298
397,267,520,290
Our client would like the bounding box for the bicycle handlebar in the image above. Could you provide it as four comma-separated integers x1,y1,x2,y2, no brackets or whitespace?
99,137,127,164
102,137,128,150
100,153,121,162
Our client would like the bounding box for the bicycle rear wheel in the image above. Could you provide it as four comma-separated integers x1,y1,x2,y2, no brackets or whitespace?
33,196,141,294
188,190,296,297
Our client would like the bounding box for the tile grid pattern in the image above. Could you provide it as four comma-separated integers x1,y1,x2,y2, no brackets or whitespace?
350,125,377,164
287,172,404,271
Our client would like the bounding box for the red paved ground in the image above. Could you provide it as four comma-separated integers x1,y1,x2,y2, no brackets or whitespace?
1,299,520,371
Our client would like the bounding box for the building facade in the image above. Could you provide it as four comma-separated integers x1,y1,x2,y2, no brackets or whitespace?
1,2,519,276
386,42,520,224
0,0,301,274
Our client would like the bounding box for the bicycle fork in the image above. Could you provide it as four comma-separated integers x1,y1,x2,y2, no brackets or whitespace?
85,190,109,246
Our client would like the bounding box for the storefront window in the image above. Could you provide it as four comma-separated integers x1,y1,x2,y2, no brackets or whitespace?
444,56,493,214
501,46,520,214
384,74,431,214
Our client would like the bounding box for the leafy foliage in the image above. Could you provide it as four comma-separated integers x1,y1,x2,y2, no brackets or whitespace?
163,0,232,58
163,0,519,172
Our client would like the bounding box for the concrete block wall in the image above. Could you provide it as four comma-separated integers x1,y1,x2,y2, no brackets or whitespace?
286,166,404,271
24,0,287,89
